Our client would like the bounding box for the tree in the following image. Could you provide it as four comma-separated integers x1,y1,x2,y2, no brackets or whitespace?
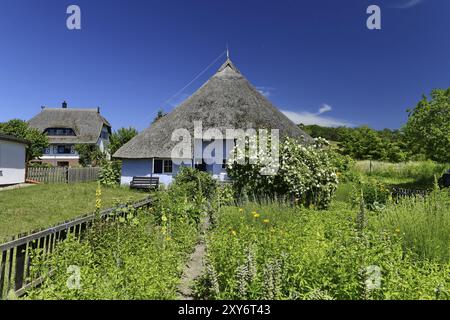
0,119,49,162
403,88,450,163
152,109,165,124
108,127,138,155
75,144,105,167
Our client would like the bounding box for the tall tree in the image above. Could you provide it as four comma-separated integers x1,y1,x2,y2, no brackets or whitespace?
403,88,450,163
108,127,138,156
0,119,49,162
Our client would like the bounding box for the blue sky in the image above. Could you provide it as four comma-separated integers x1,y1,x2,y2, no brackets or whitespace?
0,0,448,131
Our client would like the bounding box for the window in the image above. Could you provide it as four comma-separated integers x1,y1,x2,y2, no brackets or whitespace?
100,130,109,140
154,159,163,174
153,159,172,174
222,159,227,169
44,128,76,136
163,160,173,173
57,145,72,154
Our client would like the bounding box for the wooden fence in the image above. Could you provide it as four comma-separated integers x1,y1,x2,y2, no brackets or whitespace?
27,167,100,184
0,197,152,300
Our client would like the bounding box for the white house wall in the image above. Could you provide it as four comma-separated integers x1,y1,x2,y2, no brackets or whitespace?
0,140,26,186
121,159,194,186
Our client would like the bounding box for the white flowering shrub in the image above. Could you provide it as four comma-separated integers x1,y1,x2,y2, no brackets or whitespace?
227,137,339,209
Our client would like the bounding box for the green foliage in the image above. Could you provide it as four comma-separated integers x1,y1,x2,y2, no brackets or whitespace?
404,88,450,163
227,137,338,209
355,160,448,189
108,127,138,156
338,126,407,163
28,162,54,168
352,180,391,211
0,119,49,162
372,189,450,263
75,144,105,167
195,202,450,300
172,167,217,201
26,203,198,299
98,161,121,187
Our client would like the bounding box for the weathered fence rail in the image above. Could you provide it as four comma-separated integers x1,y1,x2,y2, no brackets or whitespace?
391,187,429,199
0,196,152,300
27,167,100,184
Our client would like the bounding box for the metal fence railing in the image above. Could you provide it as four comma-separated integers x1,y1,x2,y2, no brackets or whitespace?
0,197,152,300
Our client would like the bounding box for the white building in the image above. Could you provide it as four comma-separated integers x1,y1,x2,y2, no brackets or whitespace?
0,134,28,186
114,57,312,185
28,101,111,167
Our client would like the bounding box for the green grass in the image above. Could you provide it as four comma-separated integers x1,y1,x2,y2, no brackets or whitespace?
195,200,450,300
371,189,450,263
0,182,147,241
355,160,448,189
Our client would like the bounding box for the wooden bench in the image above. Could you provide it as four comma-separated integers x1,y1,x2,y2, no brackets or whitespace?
130,177,159,190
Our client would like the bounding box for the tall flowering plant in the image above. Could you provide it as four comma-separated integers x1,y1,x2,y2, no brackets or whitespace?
227,137,338,209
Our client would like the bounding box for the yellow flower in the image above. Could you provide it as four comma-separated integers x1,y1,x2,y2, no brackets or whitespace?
238,208,244,213
395,228,400,233
263,219,270,224
231,230,237,236
253,213,260,219
166,236,172,241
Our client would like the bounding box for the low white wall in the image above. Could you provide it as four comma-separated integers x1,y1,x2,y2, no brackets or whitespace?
0,140,26,185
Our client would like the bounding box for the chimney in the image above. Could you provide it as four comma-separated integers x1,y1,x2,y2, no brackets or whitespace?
62,101,68,109
97,107,100,114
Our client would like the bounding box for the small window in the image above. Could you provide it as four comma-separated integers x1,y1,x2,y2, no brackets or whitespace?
154,159,163,174
57,145,72,154
163,160,173,173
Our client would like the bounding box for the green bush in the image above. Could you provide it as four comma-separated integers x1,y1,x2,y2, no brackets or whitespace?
172,167,217,201
98,161,121,187
227,137,339,209
352,180,391,211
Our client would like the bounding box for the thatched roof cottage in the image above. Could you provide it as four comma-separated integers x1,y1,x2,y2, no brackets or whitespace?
114,57,311,185
28,102,111,167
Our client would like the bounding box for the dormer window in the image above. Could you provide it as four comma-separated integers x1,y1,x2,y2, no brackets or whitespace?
44,128,76,136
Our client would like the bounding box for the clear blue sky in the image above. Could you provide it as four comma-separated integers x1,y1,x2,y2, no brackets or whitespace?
0,0,449,131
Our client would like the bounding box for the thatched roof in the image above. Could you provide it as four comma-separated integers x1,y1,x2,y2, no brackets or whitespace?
114,58,312,159
0,133,29,145
28,108,111,144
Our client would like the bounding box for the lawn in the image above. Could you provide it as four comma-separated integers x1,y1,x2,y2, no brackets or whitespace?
0,182,147,241
355,160,448,189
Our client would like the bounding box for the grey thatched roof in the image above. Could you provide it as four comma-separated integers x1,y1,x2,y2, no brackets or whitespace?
114,58,312,159
0,133,29,145
28,108,111,144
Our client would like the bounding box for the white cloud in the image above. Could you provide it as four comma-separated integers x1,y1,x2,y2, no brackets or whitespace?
392,0,423,9
256,86,275,98
318,103,332,115
282,104,354,127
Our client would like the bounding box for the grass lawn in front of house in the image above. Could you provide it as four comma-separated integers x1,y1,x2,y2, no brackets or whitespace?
0,182,147,241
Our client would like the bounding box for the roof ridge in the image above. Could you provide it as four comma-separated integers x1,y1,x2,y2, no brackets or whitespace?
217,58,241,74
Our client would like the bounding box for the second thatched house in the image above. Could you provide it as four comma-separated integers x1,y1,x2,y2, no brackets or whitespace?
28,102,111,167
114,57,312,185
